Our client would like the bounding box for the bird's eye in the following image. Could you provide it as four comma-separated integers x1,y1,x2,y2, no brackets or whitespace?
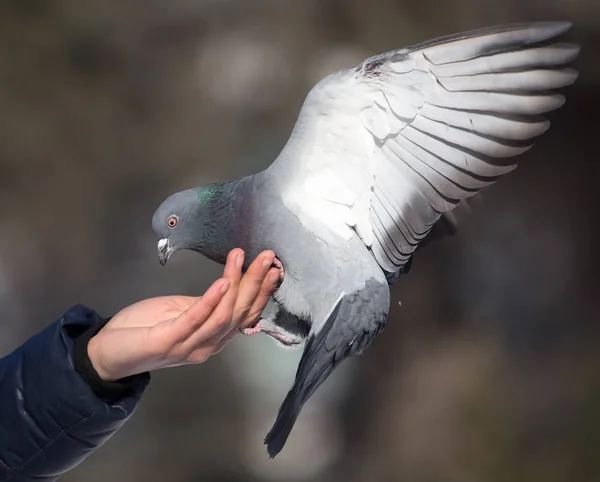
167,215,178,228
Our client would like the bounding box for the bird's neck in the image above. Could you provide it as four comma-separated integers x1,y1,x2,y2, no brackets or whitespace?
192,178,255,265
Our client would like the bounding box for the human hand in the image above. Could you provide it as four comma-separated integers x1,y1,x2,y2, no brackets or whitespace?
87,249,280,381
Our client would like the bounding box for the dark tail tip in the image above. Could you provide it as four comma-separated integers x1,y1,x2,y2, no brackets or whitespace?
263,394,301,458
265,438,282,459
264,295,348,458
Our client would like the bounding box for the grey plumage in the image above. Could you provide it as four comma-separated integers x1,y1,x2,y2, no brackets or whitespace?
151,22,579,457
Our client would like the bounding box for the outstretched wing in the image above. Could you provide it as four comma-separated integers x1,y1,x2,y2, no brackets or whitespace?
272,22,579,274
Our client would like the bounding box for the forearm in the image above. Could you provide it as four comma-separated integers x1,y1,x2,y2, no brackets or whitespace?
0,305,150,482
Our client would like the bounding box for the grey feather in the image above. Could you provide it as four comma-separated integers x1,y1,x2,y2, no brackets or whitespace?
265,279,389,457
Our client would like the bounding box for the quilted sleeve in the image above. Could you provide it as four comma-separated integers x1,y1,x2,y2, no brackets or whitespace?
0,305,150,482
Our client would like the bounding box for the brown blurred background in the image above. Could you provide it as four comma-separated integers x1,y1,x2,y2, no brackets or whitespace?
1,1,599,481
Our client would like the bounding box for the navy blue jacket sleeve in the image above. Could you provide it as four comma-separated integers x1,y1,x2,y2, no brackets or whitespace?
0,305,150,482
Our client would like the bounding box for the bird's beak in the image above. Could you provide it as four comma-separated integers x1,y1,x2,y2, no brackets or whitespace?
157,238,172,266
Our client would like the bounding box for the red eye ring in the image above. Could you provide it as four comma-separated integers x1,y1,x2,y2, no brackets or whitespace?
167,215,178,228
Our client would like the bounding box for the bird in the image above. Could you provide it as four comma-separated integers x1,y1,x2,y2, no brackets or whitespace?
151,21,579,457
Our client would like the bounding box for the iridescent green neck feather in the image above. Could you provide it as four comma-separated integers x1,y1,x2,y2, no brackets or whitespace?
190,180,251,264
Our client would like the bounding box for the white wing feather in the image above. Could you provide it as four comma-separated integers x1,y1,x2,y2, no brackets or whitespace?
272,22,579,272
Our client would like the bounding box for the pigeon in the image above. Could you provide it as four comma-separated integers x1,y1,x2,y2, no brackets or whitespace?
152,22,579,457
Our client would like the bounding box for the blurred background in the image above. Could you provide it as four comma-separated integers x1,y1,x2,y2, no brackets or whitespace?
1,1,598,481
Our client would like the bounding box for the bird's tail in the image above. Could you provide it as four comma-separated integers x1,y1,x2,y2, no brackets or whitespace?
263,297,344,458
264,288,388,457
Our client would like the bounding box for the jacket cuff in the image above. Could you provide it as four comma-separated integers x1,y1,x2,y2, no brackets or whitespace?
0,305,150,480
73,318,149,404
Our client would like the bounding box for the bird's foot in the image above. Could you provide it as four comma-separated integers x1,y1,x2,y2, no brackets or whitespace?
241,325,262,336
240,317,303,348
272,256,285,281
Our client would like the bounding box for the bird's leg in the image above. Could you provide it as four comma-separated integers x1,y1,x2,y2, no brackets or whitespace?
241,298,280,336
240,300,308,348
240,257,306,347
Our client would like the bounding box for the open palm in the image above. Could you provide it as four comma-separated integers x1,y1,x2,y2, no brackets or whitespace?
87,249,280,381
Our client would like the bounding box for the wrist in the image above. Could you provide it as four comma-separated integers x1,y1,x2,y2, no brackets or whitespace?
87,334,118,382
73,319,150,404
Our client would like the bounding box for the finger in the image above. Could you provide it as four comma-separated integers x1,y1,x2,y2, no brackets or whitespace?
181,253,244,348
185,263,278,360
204,249,244,330
223,248,244,283
164,278,232,344
232,250,275,325
192,266,277,356
241,267,280,329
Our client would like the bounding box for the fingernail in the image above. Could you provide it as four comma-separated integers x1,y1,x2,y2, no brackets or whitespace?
220,279,231,294
263,254,274,269
236,251,245,269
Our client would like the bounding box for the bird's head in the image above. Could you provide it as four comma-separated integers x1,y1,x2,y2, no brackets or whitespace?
152,187,210,266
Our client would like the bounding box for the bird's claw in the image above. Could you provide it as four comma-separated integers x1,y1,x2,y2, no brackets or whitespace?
272,257,285,281
240,324,262,336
